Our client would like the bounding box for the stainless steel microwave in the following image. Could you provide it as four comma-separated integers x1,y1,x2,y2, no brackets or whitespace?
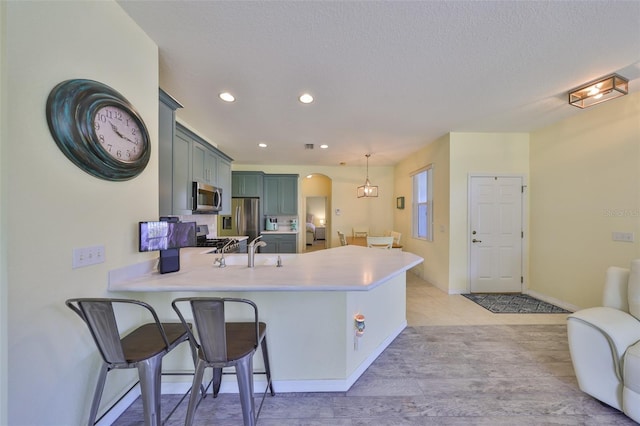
192,182,222,213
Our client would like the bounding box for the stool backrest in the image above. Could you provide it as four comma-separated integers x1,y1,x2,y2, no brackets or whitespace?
172,297,260,363
66,298,170,365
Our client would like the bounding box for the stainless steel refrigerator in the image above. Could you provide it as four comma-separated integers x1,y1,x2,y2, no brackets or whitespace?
219,198,260,243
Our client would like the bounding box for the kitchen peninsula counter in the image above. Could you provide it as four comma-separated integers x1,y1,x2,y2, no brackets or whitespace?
108,246,423,393
109,245,422,292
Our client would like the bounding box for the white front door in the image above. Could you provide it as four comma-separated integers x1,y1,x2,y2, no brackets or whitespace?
469,176,523,293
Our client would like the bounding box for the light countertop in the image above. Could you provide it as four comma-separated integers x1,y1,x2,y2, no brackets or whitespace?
108,246,423,293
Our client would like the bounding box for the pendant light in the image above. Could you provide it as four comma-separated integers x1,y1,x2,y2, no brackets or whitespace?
357,154,378,198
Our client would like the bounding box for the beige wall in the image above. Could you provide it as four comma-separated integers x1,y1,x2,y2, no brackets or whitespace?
3,2,158,424
0,2,7,423
394,134,451,290
529,91,640,309
235,164,396,248
449,132,530,293
394,132,529,294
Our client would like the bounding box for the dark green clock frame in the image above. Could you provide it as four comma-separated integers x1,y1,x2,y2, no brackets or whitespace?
46,79,151,181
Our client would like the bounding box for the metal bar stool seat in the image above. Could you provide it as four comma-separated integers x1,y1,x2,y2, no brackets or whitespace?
172,297,275,426
66,298,193,426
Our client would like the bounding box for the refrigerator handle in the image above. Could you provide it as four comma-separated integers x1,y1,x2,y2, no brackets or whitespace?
235,205,242,234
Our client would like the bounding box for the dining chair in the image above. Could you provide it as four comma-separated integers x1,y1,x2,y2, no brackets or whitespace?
352,227,369,238
367,236,394,249
390,231,402,246
337,230,347,246
172,297,275,426
65,298,194,426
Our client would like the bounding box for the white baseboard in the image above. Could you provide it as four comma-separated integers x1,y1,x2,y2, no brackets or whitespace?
96,321,407,425
525,289,578,312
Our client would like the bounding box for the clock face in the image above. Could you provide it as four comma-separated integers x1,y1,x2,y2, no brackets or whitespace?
93,105,144,162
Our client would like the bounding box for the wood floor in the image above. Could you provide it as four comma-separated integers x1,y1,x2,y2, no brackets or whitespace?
114,273,634,425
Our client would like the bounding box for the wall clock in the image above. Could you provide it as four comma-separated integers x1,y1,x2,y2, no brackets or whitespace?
46,79,151,181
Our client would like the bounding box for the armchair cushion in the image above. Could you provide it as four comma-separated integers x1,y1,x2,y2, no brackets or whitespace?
603,266,630,312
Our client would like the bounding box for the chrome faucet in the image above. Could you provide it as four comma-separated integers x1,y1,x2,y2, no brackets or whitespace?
248,235,267,268
214,238,237,268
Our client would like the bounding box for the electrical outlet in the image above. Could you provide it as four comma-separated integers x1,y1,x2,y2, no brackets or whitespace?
72,245,105,268
612,232,635,243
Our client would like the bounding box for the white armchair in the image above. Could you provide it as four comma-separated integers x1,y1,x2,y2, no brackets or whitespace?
567,259,640,423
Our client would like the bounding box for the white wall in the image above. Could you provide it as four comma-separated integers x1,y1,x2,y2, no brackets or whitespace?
530,92,640,308
3,2,158,424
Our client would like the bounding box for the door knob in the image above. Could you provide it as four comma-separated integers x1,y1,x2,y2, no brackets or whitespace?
472,239,482,243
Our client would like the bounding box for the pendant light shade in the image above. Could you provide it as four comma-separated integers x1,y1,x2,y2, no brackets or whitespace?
357,154,378,198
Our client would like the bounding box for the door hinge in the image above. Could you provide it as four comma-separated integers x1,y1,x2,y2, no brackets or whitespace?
521,231,524,238
521,276,523,284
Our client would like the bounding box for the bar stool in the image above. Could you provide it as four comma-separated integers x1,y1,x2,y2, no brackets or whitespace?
66,298,194,426
172,297,275,426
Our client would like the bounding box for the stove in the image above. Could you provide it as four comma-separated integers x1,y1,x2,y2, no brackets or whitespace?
195,225,239,253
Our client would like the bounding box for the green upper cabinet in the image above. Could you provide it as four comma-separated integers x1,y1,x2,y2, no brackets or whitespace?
192,141,217,185
263,174,298,215
232,171,264,198
158,89,233,216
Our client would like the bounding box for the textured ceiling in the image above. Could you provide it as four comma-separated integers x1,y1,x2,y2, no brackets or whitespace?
118,0,640,167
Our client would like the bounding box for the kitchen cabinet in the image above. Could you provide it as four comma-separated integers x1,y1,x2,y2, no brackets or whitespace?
160,90,203,216
232,171,263,198
260,233,297,253
263,174,298,216
192,141,216,185
158,89,233,216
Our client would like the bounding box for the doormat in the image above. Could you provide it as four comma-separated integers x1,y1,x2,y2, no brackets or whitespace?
462,293,571,314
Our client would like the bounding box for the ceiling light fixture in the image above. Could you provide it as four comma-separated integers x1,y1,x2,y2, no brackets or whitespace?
357,154,378,198
320,144,328,149
219,92,235,102
258,143,267,148
568,73,628,108
299,93,314,104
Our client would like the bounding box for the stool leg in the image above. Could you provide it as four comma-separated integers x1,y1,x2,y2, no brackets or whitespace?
236,355,256,426
212,367,223,397
185,360,206,426
137,354,163,426
261,336,275,396
87,363,109,426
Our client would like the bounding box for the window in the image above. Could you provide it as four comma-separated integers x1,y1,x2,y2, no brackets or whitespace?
412,165,433,241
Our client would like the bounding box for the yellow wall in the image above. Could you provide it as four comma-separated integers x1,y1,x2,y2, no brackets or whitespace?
530,91,640,308
3,2,158,424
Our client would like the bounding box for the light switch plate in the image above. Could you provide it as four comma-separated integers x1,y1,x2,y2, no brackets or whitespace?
612,232,634,243
72,245,105,268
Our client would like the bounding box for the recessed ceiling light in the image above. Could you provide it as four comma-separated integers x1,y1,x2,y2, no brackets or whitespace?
320,144,328,149
299,93,314,104
258,143,267,148
219,92,235,102
306,174,313,179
